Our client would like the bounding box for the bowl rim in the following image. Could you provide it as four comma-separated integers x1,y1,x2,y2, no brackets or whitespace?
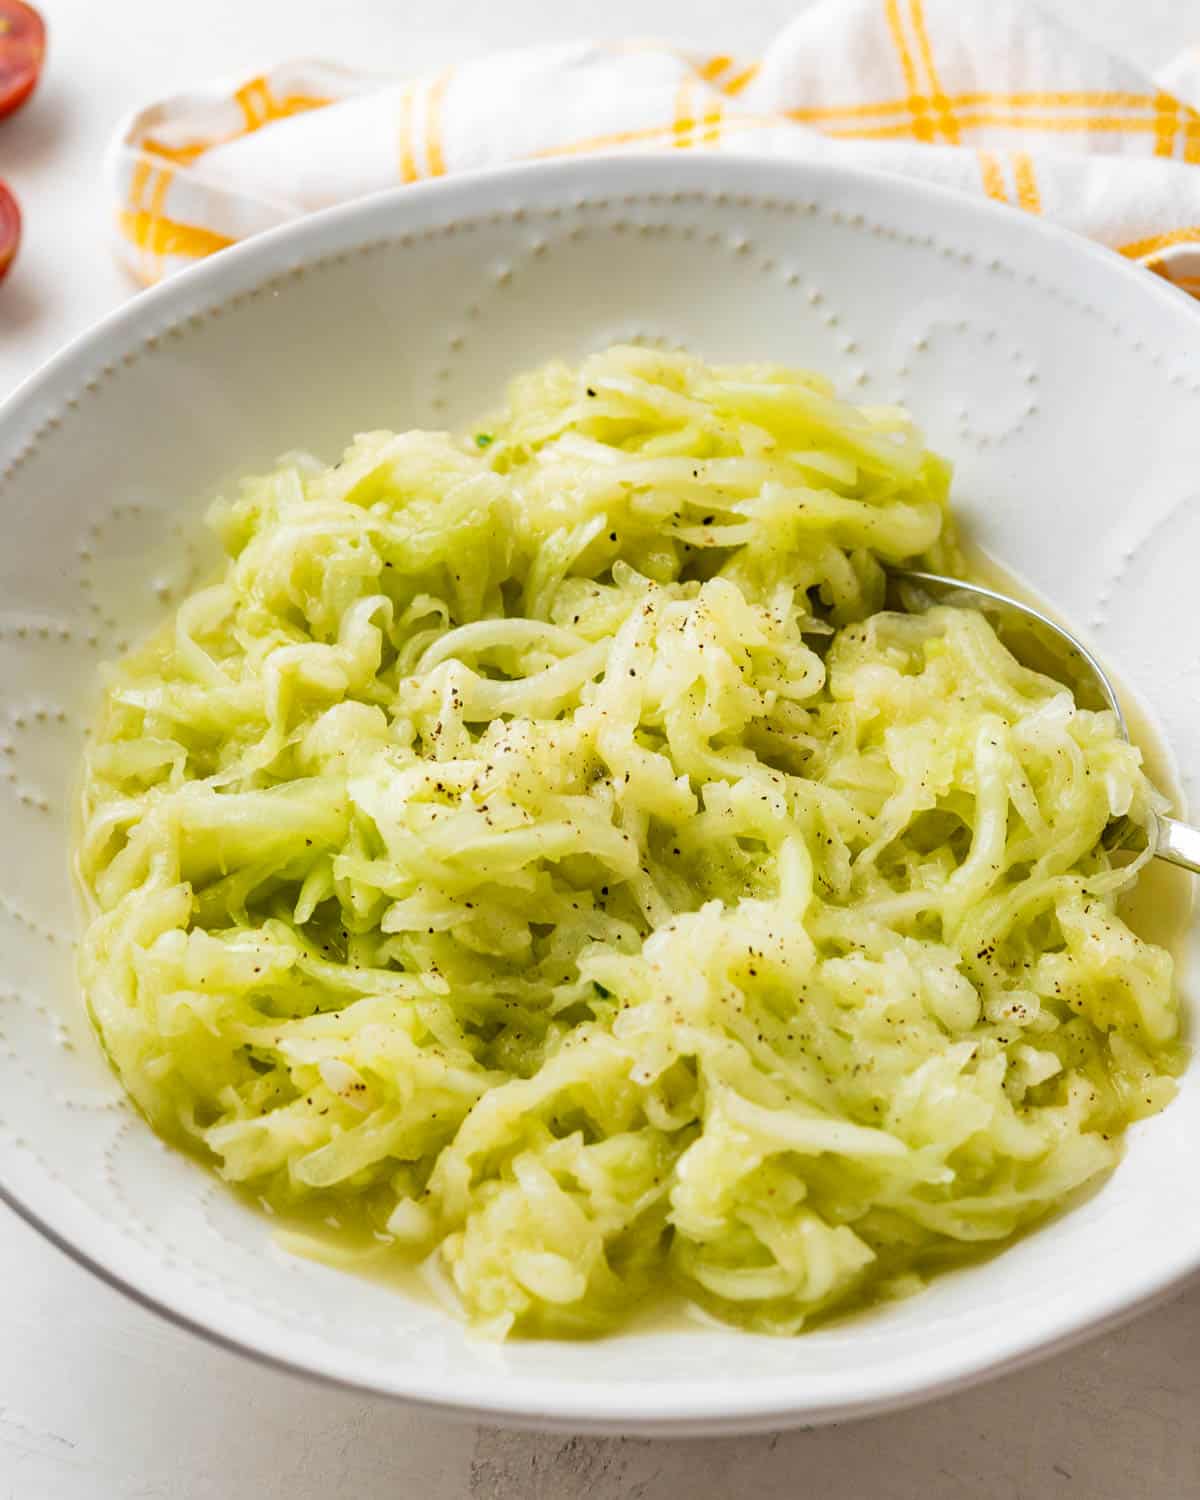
3,150,1199,1435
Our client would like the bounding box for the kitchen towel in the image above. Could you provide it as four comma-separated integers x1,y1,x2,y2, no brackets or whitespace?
109,0,1200,296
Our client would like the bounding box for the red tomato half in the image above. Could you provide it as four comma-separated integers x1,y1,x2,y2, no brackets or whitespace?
0,1,45,120
0,181,19,281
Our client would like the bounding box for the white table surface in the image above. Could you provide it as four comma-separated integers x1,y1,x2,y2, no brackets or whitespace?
3,2,1199,1495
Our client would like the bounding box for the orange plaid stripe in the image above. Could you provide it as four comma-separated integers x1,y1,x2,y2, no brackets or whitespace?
787,98,913,123
885,0,934,143
698,54,733,83
143,165,175,283
830,112,1164,140
142,74,331,169
125,158,154,285
397,82,420,183
785,88,1191,124
121,158,235,286
425,69,452,178
529,98,1191,156
721,63,759,96
118,211,234,263
1012,152,1041,213
1120,226,1200,259
233,75,330,132
674,73,695,149
955,88,1159,108
1187,113,1200,164
781,84,1200,147
977,150,1007,202
127,159,152,213
530,114,784,159
909,0,959,143
1154,90,1179,157
233,77,269,131
700,92,723,147
141,139,210,166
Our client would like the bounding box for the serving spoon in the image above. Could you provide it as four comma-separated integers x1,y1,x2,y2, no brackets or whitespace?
887,568,1200,876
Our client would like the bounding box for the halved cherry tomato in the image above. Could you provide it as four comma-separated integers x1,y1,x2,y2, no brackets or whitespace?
0,181,19,282
0,1,45,120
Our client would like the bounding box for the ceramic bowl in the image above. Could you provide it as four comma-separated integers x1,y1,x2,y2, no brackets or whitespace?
1,154,1197,1434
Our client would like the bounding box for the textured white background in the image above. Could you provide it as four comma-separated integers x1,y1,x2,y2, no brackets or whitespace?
2,2,1199,1496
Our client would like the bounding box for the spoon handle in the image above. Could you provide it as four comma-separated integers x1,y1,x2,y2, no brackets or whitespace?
1156,816,1200,875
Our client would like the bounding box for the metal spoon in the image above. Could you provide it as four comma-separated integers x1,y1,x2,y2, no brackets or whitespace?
887,568,1200,875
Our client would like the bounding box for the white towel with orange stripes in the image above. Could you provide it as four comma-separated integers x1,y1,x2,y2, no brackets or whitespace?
109,0,1200,296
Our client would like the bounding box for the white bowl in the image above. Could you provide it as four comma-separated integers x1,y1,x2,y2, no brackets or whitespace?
1,155,1197,1435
